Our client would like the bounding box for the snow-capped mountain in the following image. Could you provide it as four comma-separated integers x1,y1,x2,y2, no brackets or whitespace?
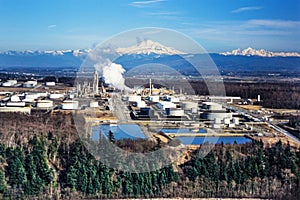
116,39,186,55
0,49,92,57
221,47,300,57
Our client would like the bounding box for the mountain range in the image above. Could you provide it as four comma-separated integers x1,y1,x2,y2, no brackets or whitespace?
221,47,300,57
0,41,299,75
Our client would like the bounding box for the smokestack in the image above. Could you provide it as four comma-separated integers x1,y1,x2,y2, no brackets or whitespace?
149,79,152,95
93,70,99,95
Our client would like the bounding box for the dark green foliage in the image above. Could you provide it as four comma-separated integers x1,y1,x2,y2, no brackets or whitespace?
0,170,7,193
180,140,300,198
0,132,299,199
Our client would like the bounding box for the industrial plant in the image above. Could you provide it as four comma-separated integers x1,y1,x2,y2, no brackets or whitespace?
0,73,298,147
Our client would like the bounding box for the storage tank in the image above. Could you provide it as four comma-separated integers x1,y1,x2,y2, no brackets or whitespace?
233,117,240,125
2,80,17,87
25,93,40,100
128,95,141,102
181,102,198,110
69,94,75,99
50,93,64,99
6,102,26,107
136,100,146,108
23,81,37,88
229,123,235,128
214,118,222,124
45,82,56,86
149,96,159,102
168,108,184,117
11,95,21,102
0,107,31,114
224,118,231,125
191,107,198,114
169,96,180,103
89,101,99,108
213,124,221,129
62,100,79,110
37,100,53,108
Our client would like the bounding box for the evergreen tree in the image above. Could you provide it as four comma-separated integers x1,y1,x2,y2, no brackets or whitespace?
0,170,7,193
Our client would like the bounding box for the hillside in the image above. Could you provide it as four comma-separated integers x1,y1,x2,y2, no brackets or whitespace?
0,112,299,199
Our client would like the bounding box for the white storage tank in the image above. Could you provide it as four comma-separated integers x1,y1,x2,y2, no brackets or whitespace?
89,101,99,108
46,82,56,86
23,80,37,88
2,80,17,87
6,102,26,107
191,107,198,114
62,100,79,110
181,102,198,110
229,123,235,128
169,96,180,103
213,124,221,129
149,96,159,102
157,101,176,110
169,109,184,117
50,93,64,99
11,95,21,102
233,117,240,125
0,107,31,114
25,93,40,100
224,118,231,125
37,100,53,108
69,94,75,99
128,95,141,102
214,118,222,124
136,100,146,108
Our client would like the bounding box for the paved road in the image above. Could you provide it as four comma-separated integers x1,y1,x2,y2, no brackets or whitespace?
224,103,300,144
110,93,130,123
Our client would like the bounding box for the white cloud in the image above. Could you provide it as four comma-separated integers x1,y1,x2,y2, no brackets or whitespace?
48,24,57,29
247,19,300,28
231,6,263,13
129,0,166,8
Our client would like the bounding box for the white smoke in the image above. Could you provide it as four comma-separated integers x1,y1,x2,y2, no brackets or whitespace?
94,60,130,91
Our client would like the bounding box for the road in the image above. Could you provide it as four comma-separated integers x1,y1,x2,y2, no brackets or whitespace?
109,93,131,123
224,103,300,144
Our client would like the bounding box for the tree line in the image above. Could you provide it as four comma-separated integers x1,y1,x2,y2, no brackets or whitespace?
0,132,299,199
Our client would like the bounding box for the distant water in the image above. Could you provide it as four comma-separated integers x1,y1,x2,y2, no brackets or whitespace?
92,124,146,141
176,136,252,145
158,128,207,134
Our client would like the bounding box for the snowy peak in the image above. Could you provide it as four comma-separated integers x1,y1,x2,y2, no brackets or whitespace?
221,47,300,57
0,49,92,57
116,39,186,55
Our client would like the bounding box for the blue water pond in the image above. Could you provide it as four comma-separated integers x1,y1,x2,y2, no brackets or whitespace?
92,124,146,141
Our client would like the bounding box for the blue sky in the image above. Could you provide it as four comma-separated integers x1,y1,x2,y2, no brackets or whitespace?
0,0,299,52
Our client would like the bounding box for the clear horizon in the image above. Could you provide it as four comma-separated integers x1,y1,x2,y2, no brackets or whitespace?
0,0,299,52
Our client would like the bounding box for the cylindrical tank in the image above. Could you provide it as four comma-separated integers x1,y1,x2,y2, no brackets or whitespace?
25,94,40,100
214,118,222,124
89,101,99,108
149,96,159,102
69,94,74,99
128,95,141,102
37,100,53,108
191,107,198,114
181,102,198,110
62,100,79,110
136,101,146,108
168,109,184,117
6,102,26,107
50,93,64,99
10,95,21,102
46,82,55,86
224,118,231,124
233,117,239,125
